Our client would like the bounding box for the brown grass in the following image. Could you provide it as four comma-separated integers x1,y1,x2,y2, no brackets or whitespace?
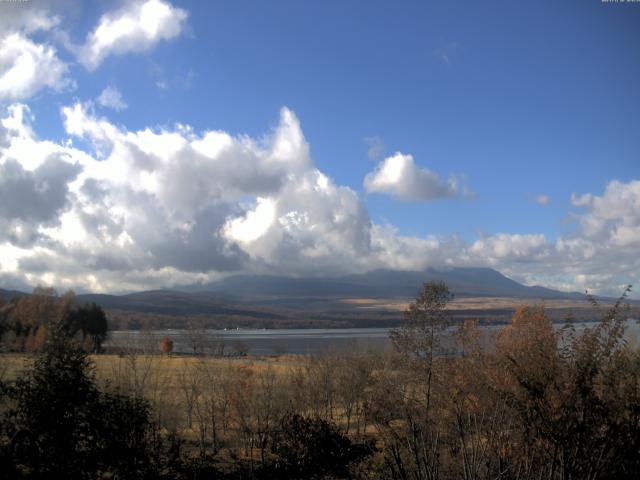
0,352,305,388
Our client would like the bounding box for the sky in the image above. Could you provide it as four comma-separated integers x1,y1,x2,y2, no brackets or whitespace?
0,0,638,296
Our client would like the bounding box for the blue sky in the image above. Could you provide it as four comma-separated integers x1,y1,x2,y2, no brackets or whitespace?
0,0,638,295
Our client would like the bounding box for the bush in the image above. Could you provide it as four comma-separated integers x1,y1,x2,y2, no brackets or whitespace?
268,413,371,479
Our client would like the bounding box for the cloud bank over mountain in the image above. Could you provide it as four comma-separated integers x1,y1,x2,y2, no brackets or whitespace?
0,101,637,296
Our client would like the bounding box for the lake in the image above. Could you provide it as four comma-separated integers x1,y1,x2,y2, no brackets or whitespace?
106,320,640,356
107,327,392,355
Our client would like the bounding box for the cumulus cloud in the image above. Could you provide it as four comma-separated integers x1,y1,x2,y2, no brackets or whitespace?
0,157,80,223
0,104,87,245
571,180,640,247
0,102,335,291
0,31,73,102
0,100,637,297
61,102,120,157
470,234,550,263
0,3,76,102
96,86,128,111
364,152,460,201
514,181,640,295
0,2,64,37
223,169,374,275
77,0,188,70
0,102,459,290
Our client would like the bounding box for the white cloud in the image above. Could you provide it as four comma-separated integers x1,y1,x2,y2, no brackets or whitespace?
0,32,73,101
0,104,87,250
96,86,128,111
470,233,550,263
370,224,463,271
534,194,551,205
0,103,395,288
0,3,61,36
513,180,640,295
572,180,640,246
571,192,592,207
1,103,329,288
364,136,384,161
224,198,276,245
77,0,188,71
222,168,374,275
0,101,638,297
364,152,460,201
61,102,120,157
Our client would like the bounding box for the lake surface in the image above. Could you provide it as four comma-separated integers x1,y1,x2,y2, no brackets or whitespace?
107,327,393,355
106,320,640,356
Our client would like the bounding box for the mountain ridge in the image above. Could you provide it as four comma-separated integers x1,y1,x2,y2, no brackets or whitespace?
2,267,634,329
186,267,584,300
1,267,588,305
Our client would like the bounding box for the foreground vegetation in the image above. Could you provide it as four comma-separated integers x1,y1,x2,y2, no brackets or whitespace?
1,282,639,479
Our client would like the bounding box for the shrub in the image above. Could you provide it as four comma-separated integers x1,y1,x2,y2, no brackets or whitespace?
268,413,371,479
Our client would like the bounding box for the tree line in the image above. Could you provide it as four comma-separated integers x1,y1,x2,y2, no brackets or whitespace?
0,282,638,479
0,288,108,353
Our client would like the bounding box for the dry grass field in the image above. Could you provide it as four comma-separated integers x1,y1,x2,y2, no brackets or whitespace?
1,352,302,384
1,349,378,447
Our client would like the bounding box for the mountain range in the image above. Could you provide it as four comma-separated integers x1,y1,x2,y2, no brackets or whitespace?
190,267,584,300
1,267,590,321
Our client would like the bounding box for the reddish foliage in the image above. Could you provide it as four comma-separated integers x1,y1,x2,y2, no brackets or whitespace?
160,336,173,354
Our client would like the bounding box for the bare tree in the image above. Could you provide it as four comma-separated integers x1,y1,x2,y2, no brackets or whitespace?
305,354,338,421
369,281,454,480
177,359,201,429
390,281,452,411
185,318,207,355
335,350,375,435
